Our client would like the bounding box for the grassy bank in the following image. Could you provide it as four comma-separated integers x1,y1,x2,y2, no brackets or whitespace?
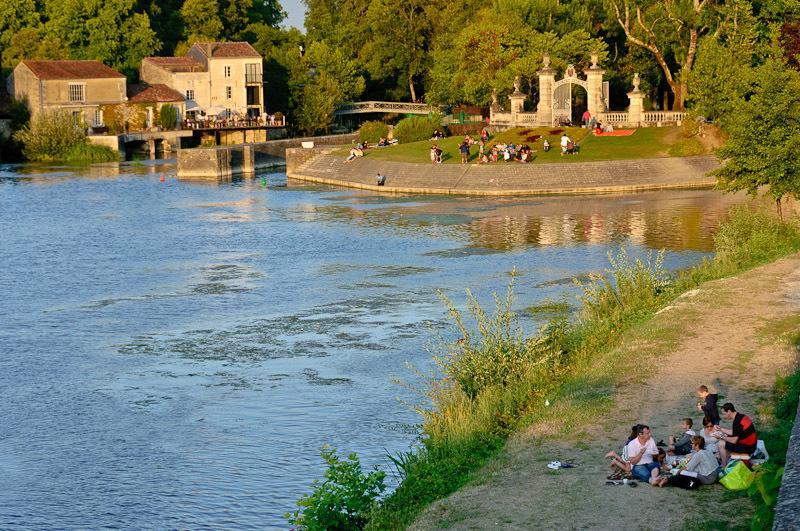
357,126,706,165
289,207,800,530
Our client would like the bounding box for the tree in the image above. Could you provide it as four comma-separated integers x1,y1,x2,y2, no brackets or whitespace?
609,0,718,110
289,41,365,134
364,0,429,101
713,55,800,218
0,0,41,70
181,0,224,41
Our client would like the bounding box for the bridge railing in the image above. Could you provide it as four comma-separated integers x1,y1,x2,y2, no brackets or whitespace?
335,101,440,115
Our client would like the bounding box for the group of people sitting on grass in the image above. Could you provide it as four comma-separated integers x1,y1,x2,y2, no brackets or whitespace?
605,385,760,489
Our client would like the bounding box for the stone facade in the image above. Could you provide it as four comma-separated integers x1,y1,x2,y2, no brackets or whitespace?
8,60,126,124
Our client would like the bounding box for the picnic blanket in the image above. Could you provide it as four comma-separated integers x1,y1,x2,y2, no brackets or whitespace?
595,129,637,137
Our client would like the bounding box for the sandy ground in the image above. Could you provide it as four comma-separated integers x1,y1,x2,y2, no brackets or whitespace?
411,253,800,530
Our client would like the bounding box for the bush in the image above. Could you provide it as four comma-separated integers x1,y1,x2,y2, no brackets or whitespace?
14,110,86,161
358,121,389,143
713,207,800,269
393,114,441,143
62,143,118,164
158,104,178,130
288,447,385,531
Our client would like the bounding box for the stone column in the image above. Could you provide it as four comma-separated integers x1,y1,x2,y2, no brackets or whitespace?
585,51,606,117
627,73,645,127
536,53,555,127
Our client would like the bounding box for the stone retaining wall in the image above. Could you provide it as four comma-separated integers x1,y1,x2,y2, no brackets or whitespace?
177,145,255,178
286,152,720,196
774,402,800,530
250,133,358,159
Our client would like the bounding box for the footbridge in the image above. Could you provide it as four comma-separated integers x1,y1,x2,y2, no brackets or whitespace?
334,101,441,116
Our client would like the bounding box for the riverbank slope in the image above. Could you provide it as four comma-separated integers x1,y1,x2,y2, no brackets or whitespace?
411,252,800,530
286,151,719,196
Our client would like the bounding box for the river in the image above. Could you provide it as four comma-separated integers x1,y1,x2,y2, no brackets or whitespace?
0,160,750,529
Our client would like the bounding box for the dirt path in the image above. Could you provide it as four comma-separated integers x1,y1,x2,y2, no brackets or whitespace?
412,253,800,531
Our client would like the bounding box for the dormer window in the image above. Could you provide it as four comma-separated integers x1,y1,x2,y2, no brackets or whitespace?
224,65,231,77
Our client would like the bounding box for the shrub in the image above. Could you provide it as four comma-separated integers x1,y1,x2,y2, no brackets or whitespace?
158,104,178,130
713,207,800,269
288,447,385,531
62,143,118,164
358,121,389,143
393,114,441,143
14,110,86,161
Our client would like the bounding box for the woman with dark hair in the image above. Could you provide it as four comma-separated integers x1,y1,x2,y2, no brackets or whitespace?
605,424,641,479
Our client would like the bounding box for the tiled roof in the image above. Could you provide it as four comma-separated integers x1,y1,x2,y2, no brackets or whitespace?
143,56,205,72
20,60,126,80
127,83,185,103
192,42,261,58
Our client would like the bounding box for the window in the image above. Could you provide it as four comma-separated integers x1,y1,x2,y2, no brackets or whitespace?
225,86,232,99
185,89,195,101
68,84,85,103
245,63,261,84
224,65,231,77
71,110,83,123
94,109,103,126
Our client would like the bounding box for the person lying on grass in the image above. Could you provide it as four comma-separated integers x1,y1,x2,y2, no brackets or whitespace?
626,424,661,486
657,436,720,488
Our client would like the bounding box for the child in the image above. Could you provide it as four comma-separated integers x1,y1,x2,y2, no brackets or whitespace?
543,139,550,152
668,418,696,456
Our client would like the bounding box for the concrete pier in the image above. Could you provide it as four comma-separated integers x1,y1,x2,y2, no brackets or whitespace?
177,145,257,179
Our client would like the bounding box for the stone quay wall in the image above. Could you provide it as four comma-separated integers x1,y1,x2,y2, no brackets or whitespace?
774,402,800,530
177,145,255,178
249,133,358,159
286,152,720,196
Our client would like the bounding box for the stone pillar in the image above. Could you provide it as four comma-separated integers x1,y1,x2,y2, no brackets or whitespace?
586,51,606,117
627,73,645,127
148,138,156,159
536,53,555,127
242,145,255,174
508,75,526,124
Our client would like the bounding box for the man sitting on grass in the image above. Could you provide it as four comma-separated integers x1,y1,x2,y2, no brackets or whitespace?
714,402,757,467
626,424,661,485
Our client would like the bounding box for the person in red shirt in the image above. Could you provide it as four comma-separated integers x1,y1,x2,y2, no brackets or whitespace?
715,402,757,466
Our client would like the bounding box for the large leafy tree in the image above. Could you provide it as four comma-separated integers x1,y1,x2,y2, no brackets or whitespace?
609,0,719,110
289,41,365,133
181,0,225,41
713,54,800,217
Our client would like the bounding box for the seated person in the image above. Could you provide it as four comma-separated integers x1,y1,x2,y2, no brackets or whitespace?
699,416,719,455
715,402,757,467
657,436,720,487
377,137,390,147
668,418,696,456
595,122,603,135
626,424,661,485
606,424,641,478
603,123,614,133
543,139,551,152
479,153,489,163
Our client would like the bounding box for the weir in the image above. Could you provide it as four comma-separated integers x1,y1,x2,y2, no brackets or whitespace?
176,133,358,178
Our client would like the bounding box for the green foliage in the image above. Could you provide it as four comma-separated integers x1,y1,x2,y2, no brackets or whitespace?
14,110,87,162
181,0,224,41
287,447,385,531
358,121,389,143
667,137,705,157
158,104,178,130
393,115,441,144
713,207,800,269
713,54,800,208
62,143,119,164
12,110,118,163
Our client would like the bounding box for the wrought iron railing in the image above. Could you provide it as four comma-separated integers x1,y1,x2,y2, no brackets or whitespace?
335,101,440,115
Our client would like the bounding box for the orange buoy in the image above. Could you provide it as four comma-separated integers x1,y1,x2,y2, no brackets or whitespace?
160,174,165,182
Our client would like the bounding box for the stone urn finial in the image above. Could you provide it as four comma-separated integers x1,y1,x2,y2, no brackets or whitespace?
543,52,551,68
591,51,599,68
491,88,499,106
632,72,641,92
513,75,522,94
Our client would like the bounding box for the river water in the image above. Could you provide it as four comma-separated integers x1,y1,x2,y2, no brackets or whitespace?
0,161,750,529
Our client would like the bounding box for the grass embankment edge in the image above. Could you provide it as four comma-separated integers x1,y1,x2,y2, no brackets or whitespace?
289,207,800,530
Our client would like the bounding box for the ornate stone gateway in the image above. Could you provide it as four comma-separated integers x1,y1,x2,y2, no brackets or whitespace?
551,64,589,125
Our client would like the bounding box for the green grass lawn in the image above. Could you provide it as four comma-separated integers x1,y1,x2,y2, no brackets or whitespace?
354,126,704,165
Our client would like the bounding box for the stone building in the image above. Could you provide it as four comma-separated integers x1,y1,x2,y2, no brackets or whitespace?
7,60,127,125
141,42,265,119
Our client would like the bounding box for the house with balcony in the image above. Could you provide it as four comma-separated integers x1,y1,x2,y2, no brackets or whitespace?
7,60,127,126
141,42,265,120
